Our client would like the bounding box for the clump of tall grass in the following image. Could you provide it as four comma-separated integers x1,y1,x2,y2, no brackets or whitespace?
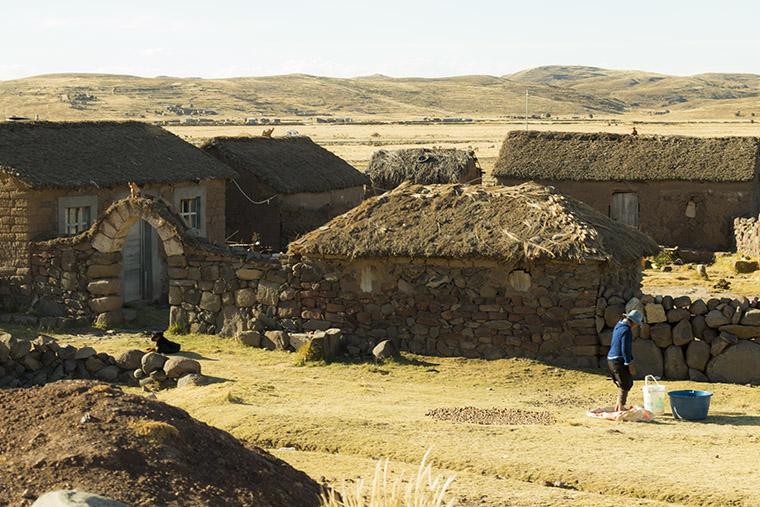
320,449,455,507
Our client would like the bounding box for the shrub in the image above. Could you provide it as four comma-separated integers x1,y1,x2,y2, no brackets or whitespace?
294,340,324,366
128,420,180,445
320,450,455,507
167,321,189,336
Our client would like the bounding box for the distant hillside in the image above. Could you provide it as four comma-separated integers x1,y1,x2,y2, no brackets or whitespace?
1,66,759,121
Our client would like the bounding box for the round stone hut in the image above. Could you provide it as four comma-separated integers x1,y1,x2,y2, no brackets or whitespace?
288,181,659,367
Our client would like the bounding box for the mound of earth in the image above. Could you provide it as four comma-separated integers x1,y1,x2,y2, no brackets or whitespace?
0,381,321,506
426,406,556,425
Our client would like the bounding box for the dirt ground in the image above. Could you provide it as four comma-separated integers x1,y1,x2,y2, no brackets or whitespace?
0,380,321,507
2,326,753,507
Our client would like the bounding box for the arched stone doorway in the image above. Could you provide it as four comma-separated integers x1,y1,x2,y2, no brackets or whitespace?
87,197,188,326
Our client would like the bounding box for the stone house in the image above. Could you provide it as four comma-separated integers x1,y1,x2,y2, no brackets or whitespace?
365,147,481,193
288,181,659,367
492,130,760,251
0,121,235,310
201,136,369,251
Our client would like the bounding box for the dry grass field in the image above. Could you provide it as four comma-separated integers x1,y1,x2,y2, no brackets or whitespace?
0,324,751,507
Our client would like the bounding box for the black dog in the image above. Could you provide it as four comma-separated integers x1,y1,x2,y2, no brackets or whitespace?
150,331,181,354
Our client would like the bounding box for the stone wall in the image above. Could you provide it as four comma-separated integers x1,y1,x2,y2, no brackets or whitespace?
734,215,760,259
597,294,760,385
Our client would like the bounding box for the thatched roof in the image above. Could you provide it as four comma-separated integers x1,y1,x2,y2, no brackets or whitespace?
493,130,760,182
289,181,659,264
366,148,480,190
202,136,369,194
0,121,236,189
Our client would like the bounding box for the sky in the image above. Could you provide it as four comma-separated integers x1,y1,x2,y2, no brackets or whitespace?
2,0,760,80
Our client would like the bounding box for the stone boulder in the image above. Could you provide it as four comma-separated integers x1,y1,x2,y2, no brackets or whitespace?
237,331,262,347
116,349,144,370
645,304,667,324
372,340,398,360
692,315,706,339
632,340,663,379
688,368,709,382
705,310,730,329
734,259,759,273
706,341,760,384
686,340,711,371
177,373,212,388
717,325,760,339
262,330,289,350
650,323,673,348
32,490,127,507
163,356,201,379
74,346,96,360
89,296,123,313
672,319,694,346
95,365,120,382
664,345,688,380
141,352,168,374
689,299,708,316
667,308,691,323
604,304,625,328
672,296,692,308
741,308,760,326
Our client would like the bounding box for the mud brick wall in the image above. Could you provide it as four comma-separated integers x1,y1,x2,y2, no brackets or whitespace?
734,215,760,258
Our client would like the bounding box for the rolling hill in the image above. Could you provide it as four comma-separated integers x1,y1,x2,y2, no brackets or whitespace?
1,66,759,121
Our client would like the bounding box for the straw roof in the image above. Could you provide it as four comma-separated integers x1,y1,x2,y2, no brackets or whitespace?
493,130,760,182
366,147,480,190
0,121,236,189
202,136,369,194
289,181,659,264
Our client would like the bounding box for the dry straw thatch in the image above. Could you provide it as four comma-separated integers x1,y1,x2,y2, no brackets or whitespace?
289,181,659,264
202,136,369,194
366,148,480,191
493,130,760,182
0,121,236,189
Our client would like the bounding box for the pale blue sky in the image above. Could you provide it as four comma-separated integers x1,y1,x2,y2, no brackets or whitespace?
2,0,759,80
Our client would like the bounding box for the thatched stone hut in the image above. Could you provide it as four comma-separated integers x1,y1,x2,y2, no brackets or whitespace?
288,182,658,366
202,136,369,250
493,130,760,251
0,121,235,310
366,147,481,192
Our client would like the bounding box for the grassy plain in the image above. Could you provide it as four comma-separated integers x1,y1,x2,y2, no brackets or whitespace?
0,328,746,507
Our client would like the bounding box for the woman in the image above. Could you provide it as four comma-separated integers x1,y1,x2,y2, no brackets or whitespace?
607,310,642,411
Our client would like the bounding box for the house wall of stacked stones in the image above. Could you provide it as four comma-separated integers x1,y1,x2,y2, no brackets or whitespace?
1,179,226,311
496,178,756,251
734,215,760,258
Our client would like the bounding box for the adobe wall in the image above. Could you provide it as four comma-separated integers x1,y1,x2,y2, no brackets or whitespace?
496,178,757,251
0,175,32,308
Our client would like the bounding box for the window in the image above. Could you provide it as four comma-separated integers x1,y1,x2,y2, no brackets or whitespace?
64,206,92,235
179,197,201,230
58,195,97,236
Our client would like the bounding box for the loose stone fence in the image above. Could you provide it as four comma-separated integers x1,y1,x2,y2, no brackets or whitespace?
597,293,760,384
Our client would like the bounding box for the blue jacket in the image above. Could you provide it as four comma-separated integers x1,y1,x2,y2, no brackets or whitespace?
607,320,634,365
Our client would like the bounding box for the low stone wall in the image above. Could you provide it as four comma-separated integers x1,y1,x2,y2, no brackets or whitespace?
734,215,760,258
597,294,760,384
0,334,136,388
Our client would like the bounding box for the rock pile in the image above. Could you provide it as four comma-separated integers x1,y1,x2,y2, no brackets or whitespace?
597,294,760,385
0,334,136,388
237,327,343,359
132,351,203,391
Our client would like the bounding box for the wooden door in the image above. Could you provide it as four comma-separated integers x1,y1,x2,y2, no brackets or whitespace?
610,192,639,228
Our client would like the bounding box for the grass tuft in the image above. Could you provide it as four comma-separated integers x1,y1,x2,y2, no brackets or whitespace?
128,420,180,445
294,340,324,366
167,321,189,336
321,450,455,507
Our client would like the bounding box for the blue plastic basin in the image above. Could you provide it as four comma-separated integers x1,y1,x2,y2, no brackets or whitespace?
668,390,712,421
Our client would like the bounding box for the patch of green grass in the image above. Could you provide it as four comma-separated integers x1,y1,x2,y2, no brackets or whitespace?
293,340,325,367
167,321,189,336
